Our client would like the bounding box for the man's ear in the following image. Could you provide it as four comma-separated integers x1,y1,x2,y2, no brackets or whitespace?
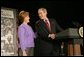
45,12,48,15
46,12,48,15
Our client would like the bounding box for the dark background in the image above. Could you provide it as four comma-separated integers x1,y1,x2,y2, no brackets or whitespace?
1,0,83,31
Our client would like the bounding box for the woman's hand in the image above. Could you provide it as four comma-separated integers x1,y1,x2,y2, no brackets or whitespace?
23,50,27,56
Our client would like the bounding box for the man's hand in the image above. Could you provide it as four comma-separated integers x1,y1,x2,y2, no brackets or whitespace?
51,34,56,39
48,34,56,39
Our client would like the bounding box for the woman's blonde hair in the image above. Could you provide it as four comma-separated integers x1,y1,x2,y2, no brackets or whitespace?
18,11,29,23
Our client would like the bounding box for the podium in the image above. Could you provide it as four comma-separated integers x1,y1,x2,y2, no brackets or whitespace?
56,28,83,56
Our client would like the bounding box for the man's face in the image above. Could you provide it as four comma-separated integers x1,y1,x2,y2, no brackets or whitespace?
38,9,47,20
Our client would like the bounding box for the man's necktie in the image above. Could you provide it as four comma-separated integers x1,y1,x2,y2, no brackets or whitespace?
45,20,51,32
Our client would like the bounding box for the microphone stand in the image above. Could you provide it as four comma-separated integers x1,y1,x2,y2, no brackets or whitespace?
60,42,65,56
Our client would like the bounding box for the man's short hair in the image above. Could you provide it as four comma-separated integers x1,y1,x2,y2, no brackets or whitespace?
38,8,47,13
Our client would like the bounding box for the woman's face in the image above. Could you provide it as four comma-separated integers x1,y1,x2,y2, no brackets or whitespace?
24,15,30,23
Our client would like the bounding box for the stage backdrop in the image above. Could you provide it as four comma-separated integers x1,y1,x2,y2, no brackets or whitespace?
1,7,18,56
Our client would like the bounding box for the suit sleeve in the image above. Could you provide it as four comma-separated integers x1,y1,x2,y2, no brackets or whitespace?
54,19,64,32
35,22,51,40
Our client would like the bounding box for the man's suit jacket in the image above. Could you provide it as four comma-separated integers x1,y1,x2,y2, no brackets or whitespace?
34,18,63,56
35,18,63,42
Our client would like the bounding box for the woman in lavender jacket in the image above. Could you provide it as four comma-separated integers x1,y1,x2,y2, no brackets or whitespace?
18,11,36,56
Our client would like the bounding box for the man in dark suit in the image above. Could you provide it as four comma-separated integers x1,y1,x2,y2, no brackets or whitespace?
34,8,63,56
